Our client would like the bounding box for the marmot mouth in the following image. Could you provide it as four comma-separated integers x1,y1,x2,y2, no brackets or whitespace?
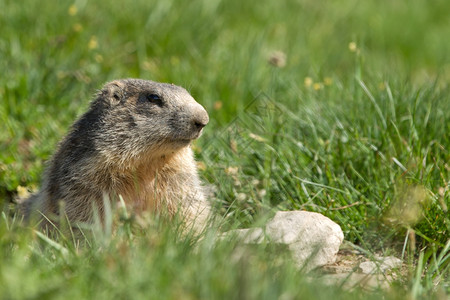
192,128,204,139
167,129,202,146
181,130,203,142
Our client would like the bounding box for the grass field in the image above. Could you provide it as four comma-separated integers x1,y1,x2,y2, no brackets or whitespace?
1,0,449,299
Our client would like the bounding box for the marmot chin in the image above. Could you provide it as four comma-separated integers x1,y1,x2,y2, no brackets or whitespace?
21,79,211,232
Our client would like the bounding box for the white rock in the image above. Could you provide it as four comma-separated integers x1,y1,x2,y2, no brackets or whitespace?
359,256,402,274
380,256,402,270
265,211,344,271
359,261,377,274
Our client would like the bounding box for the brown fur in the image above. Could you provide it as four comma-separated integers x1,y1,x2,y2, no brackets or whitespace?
21,79,210,232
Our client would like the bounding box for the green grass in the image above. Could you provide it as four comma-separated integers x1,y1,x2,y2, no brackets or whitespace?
1,0,449,299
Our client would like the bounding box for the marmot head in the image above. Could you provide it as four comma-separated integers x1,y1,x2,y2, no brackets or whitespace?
89,79,209,160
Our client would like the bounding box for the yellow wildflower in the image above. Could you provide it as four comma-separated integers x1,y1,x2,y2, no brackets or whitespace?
17,185,30,198
68,4,77,16
304,77,313,88
313,83,323,91
88,36,98,49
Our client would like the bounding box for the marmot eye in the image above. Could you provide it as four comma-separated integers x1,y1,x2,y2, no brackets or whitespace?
147,94,161,103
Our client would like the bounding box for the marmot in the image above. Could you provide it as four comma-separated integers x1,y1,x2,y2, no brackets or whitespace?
21,79,210,232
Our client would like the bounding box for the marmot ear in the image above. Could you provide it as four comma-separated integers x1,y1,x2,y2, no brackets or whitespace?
103,80,126,105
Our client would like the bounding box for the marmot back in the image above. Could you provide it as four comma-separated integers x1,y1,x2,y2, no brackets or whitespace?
21,79,210,232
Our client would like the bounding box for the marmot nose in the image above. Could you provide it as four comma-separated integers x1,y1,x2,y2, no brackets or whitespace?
192,107,209,130
194,118,208,129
